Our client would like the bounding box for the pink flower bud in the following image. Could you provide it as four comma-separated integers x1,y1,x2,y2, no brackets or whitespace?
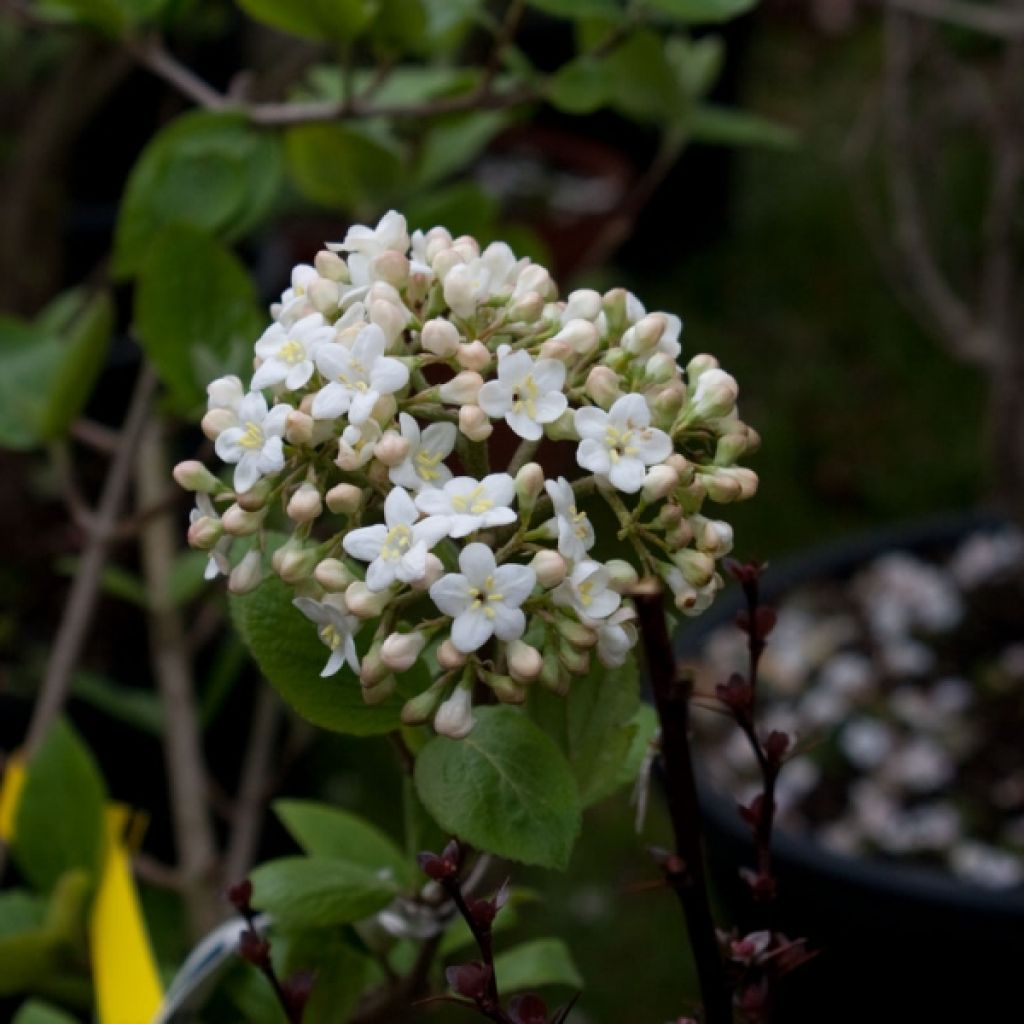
380,631,426,673
345,581,389,619
673,548,716,587
187,516,222,550
374,430,411,467
452,235,480,261
642,464,679,502
585,366,622,408
459,405,492,442
287,483,322,523
372,250,409,286
409,553,444,591
420,318,461,358
314,249,349,282
437,638,467,670
507,639,543,683
314,557,353,592
551,318,599,355
222,503,265,537
622,313,666,356
455,340,491,372
605,559,639,591
690,369,739,420
200,408,235,441
508,291,544,321
432,248,465,279
308,278,340,314
173,460,220,493
531,549,567,588
439,371,483,405
370,299,407,343
538,338,573,362
424,226,453,262
515,462,545,505
565,288,602,321
434,686,475,738
285,410,314,446
273,540,318,584
325,482,363,515
228,550,263,595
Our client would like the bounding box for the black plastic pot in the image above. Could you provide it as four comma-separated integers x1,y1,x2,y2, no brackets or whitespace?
674,512,1024,1022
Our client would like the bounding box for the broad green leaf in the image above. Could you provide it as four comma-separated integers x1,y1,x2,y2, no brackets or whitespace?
547,56,611,114
135,225,263,411
230,577,407,736
114,111,283,277
420,0,483,38
371,0,429,52
665,35,724,98
527,0,622,17
416,111,512,188
273,799,414,885
36,290,113,441
11,1000,79,1024
414,706,581,869
0,891,46,937
72,672,163,737
249,857,397,928
34,0,167,35
303,65,478,107
647,0,757,23
12,720,106,893
281,929,376,1024
492,937,583,992
607,31,685,122
286,123,404,211
0,318,62,450
690,104,798,149
236,0,377,43
530,655,646,806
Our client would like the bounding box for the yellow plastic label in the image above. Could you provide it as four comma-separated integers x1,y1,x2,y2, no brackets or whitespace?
0,754,26,840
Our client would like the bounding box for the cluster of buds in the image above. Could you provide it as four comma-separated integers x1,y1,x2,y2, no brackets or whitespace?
177,211,758,737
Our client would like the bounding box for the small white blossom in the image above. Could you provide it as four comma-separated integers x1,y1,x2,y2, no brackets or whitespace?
278,263,318,321
415,473,517,538
189,494,231,580
429,543,536,653
343,487,448,592
575,394,673,493
207,374,244,414
337,419,382,470
544,476,595,562
293,594,361,677
252,313,334,391
552,560,621,620
213,391,289,493
477,347,567,440
589,606,637,668
388,413,456,492
313,323,409,424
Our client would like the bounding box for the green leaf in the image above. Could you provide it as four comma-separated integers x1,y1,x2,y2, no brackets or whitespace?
416,111,512,188
492,937,583,992
114,111,283,277
530,654,647,807
11,1000,79,1024
690,104,798,149
303,65,477,107
249,856,397,928
72,672,163,737
527,0,622,17
0,318,62,450
547,56,611,114
285,122,404,211
647,0,757,23
273,800,414,885
230,576,407,736
0,892,46,937
35,0,167,35
414,706,581,869
11,720,106,893
607,31,685,122
135,225,263,411
664,34,724,98
236,0,377,43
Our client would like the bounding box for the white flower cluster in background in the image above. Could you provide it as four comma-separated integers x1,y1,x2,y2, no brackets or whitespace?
176,211,758,738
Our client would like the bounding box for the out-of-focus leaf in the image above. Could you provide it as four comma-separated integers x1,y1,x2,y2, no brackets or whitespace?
527,0,622,17
647,0,758,23
11,720,106,893
690,104,798,149
547,55,611,114
249,857,397,928
72,672,163,737
607,30,686,122
236,0,377,43
404,182,500,242
135,225,263,411
281,928,376,1024
114,111,283,277
0,318,63,450
0,892,46,937
34,0,168,35
286,123,404,211
370,0,428,51
492,938,583,992
303,65,478,107
11,1000,79,1024
665,35,724,98
416,111,511,187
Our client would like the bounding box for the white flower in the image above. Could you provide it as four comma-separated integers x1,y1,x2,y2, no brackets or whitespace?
477,347,567,441
552,560,621,620
574,393,673,493
429,543,535,653
207,375,244,414
278,263,318,321
343,487,448,592
388,413,456,492
544,476,594,563
213,391,289,493
414,473,517,538
312,323,409,424
589,606,637,668
251,313,334,391
337,419,381,470
293,594,360,677
189,494,231,580
333,210,410,258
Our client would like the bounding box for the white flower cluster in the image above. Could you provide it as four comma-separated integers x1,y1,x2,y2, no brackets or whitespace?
177,211,758,738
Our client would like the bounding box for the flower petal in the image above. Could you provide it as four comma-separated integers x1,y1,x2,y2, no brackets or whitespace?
429,573,472,617
531,358,566,392
451,609,493,652
505,408,543,440
493,564,536,605
574,405,608,440
478,380,512,418
532,391,567,424
634,428,673,465
384,485,418,528
491,604,526,642
365,557,396,592
371,356,410,395
610,393,650,428
343,524,387,561
608,457,645,493
311,382,350,420
234,453,261,493
459,542,496,583
577,437,611,475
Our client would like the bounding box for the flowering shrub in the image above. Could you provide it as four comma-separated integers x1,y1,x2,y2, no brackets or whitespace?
177,210,759,739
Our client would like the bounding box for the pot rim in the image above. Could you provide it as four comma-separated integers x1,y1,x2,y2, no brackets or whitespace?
675,509,1024,917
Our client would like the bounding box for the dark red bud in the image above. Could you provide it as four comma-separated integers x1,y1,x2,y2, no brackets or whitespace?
755,606,777,637
467,897,498,929
442,838,463,869
418,851,458,881
763,730,790,766
446,962,493,1002
509,993,548,1024
725,559,764,586
738,795,764,830
226,879,253,912
716,673,753,717
282,970,315,1018
238,929,270,967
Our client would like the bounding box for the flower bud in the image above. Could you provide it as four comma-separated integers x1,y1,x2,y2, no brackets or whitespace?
645,352,678,385
285,410,315,446
381,632,426,673
673,548,716,587
552,318,599,356
228,550,263,595
515,463,545,507
439,371,483,405
459,405,492,442
409,553,444,591
539,646,568,695
700,468,742,503
315,249,349,282
516,264,552,299
360,644,389,687
345,581,389,619
559,639,591,676
372,250,409,286
602,288,630,336
508,291,544,322
437,638,467,670
695,517,734,557
538,338,573,362
201,408,236,441
452,235,481,261
622,313,666,357
314,557,354,592
421,318,461,358
374,430,411,467
666,454,694,484
325,482,363,516
666,522,694,550
362,675,396,705
565,288,602,321
531,550,567,588
605,559,639,592
642,465,679,502
401,680,448,725
370,299,408,343
173,460,221,494
690,369,739,421
424,226,453,261
652,381,686,422
686,353,720,381
507,640,542,683
434,686,475,738
187,516,222,550
273,539,318,584
486,673,527,704
556,617,598,649
308,277,340,314
287,483,323,523
455,340,491,372
222,502,266,537
659,502,684,528
585,366,622,408
372,394,398,426
544,409,578,441
432,248,465,279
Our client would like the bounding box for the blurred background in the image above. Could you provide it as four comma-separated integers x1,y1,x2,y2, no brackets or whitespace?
0,0,1016,1021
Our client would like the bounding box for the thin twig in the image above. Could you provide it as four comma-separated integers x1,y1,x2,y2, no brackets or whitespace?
23,365,158,757
631,579,733,1024
881,0,1024,38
